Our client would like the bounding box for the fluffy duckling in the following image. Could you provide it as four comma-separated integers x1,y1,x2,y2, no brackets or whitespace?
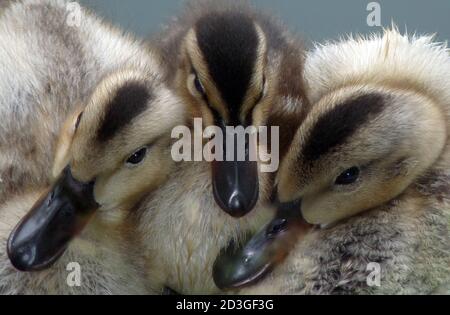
215,29,450,294
0,0,161,204
155,0,309,217
137,0,310,294
0,0,184,294
1,68,184,294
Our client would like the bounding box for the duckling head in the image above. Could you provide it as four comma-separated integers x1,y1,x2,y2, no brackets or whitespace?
174,7,274,218
7,69,184,272
214,85,448,290
278,85,447,226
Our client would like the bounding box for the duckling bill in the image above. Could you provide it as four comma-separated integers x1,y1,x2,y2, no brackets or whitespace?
213,200,311,290
7,166,99,272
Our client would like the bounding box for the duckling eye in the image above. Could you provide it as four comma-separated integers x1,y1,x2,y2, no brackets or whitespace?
126,147,147,166
335,167,360,185
194,74,205,96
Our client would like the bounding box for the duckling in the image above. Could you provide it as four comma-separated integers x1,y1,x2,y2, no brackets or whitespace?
1,67,185,294
155,0,310,217
215,29,450,294
0,0,185,294
0,0,161,204
136,0,310,294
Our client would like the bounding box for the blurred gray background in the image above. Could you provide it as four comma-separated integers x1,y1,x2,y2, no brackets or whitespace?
79,0,450,44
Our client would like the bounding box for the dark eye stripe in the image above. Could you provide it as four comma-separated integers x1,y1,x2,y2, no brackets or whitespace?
303,93,385,161
97,82,151,143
